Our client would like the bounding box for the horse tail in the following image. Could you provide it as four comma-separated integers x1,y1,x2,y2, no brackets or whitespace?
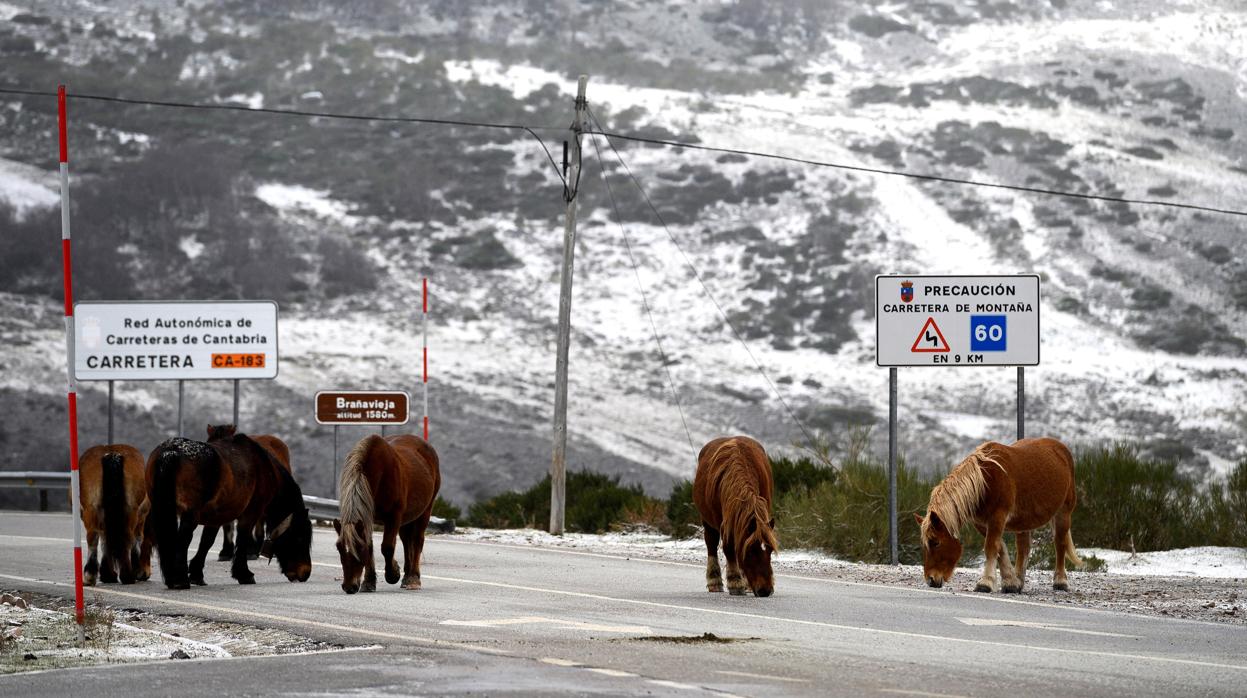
151,448,186,587
1062,528,1083,569
338,435,380,555
101,452,133,582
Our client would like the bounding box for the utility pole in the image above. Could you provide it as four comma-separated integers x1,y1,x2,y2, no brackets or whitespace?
550,75,588,536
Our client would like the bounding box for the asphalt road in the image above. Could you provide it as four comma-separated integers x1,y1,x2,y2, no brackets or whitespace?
1,512,1245,697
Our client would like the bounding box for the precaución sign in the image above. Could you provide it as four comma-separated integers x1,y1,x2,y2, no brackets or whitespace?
875,275,1039,367
74,301,279,381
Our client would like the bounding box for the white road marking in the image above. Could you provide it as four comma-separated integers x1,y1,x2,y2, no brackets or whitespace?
880,689,968,698
442,616,651,634
716,669,809,683
539,657,581,667
957,616,1141,638
0,644,384,680
587,668,638,678
648,679,704,690
0,572,509,656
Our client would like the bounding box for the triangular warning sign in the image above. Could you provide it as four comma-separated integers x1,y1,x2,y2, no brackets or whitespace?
911,317,951,353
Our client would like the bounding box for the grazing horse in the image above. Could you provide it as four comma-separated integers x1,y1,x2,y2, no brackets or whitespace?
78,444,151,585
915,437,1082,593
147,432,312,589
333,434,441,594
693,436,778,597
206,425,293,562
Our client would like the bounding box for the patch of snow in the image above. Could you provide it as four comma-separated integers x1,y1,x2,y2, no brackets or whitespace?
255,183,354,222
179,235,205,260
374,48,424,65
0,158,58,218
300,90,324,101
1082,547,1247,579
222,92,264,110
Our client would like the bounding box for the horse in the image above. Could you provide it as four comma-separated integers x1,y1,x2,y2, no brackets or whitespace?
914,437,1082,593
333,433,441,594
693,436,778,597
78,444,152,585
146,431,312,589
205,425,293,562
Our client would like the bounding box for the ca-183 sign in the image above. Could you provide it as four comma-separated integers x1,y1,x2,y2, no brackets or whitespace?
875,275,1039,367
74,301,279,380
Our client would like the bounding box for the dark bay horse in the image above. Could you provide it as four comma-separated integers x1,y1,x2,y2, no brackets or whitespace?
915,437,1082,593
206,425,293,561
693,436,778,597
78,444,151,585
333,434,441,594
146,431,312,589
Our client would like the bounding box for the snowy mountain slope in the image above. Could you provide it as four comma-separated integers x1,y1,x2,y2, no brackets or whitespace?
1,0,1245,509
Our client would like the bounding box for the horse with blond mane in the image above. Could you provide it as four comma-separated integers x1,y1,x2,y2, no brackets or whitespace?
333,434,441,594
915,437,1082,593
693,436,778,597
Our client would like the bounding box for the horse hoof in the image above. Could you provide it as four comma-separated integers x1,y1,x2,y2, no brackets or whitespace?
401,582,421,590
974,583,993,593
385,570,400,585
246,553,259,561
84,576,97,587
362,583,376,593
1053,581,1069,592
728,587,746,596
136,572,150,582
190,576,206,587
167,582,190,590
235,575,256,585
1002,584,1021,594
707,586,724,593
217,552,233,562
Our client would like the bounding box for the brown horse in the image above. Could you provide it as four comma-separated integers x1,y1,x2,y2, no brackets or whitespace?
693,436,778,597
915,437,1082,593
78,444,151,585
206,425,293,561
333,434,441,594
146,431,312,589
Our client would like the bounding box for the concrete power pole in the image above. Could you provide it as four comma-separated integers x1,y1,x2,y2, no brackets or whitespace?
550,75,588,536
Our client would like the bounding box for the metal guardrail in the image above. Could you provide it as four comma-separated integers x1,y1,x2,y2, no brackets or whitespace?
0,472,454,531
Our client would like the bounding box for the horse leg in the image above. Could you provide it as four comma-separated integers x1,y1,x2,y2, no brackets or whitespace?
165,513,198,590
248,521,264,560
975,516,1007,592
381,521,401,585
361,538,377,593
1013,531,1032,592
997,535,1021,594
84,530,100,586
218,521,236,561
1053,512,1073,591
400,517,426,590
230,519,257,584
190,524,219,586
703,524,723,592
136,516,154,582
724,538,746,596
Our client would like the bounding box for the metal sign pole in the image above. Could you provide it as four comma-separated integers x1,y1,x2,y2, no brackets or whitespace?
1017,366,1025,441
423,276,428,441
332,425,339,494
177,380,184,437
107,380,114,444
888,367,899,566
232,379,239,428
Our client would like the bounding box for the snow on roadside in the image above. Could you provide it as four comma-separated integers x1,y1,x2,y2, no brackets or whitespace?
0,157,58,217
450,527,1247,579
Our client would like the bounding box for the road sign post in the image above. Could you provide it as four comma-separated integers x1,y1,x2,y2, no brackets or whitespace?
876,275,1040,564
317,390,411,497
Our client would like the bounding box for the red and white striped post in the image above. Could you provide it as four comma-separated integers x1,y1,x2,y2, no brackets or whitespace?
57,85,86,643
422,276,428,441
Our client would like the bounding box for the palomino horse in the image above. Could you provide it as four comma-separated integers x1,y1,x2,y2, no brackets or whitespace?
693,436,778,597
147,432,312,589
333,434,441,594
915,437,1082,593
206,425,293,561
78,444,151,585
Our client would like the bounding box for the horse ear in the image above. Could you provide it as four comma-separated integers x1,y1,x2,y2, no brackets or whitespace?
913,512,924,526
332,519,341,534
768,518,776,529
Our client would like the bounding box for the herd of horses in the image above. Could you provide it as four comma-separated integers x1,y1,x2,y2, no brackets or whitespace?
77,424,1082,597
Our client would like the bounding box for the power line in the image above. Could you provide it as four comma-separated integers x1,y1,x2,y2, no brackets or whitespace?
584,115,696,457
587,107,820,449
0,86,569,189
583,129,1247,219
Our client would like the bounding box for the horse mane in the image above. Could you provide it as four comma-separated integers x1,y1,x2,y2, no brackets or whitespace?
339,435,378,557
923,443,1005,541
712,439,779,563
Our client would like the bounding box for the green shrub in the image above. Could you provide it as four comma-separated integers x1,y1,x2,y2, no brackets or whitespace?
465,471,662,534
771,455,837,498
432,496,461,521
666,480,699,537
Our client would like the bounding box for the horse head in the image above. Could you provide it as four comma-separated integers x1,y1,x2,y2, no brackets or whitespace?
738,514,778,597
206,423,237,441
915,510,961,588
264,502,312,583
332,518,370,594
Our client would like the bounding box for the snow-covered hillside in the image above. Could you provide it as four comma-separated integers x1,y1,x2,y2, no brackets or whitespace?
1,0,1245,505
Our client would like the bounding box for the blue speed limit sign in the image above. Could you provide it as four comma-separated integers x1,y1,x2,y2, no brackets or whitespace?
970,315,1007,352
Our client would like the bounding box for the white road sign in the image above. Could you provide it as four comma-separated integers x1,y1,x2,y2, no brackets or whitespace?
74,301,279,380
875,275,1039,367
